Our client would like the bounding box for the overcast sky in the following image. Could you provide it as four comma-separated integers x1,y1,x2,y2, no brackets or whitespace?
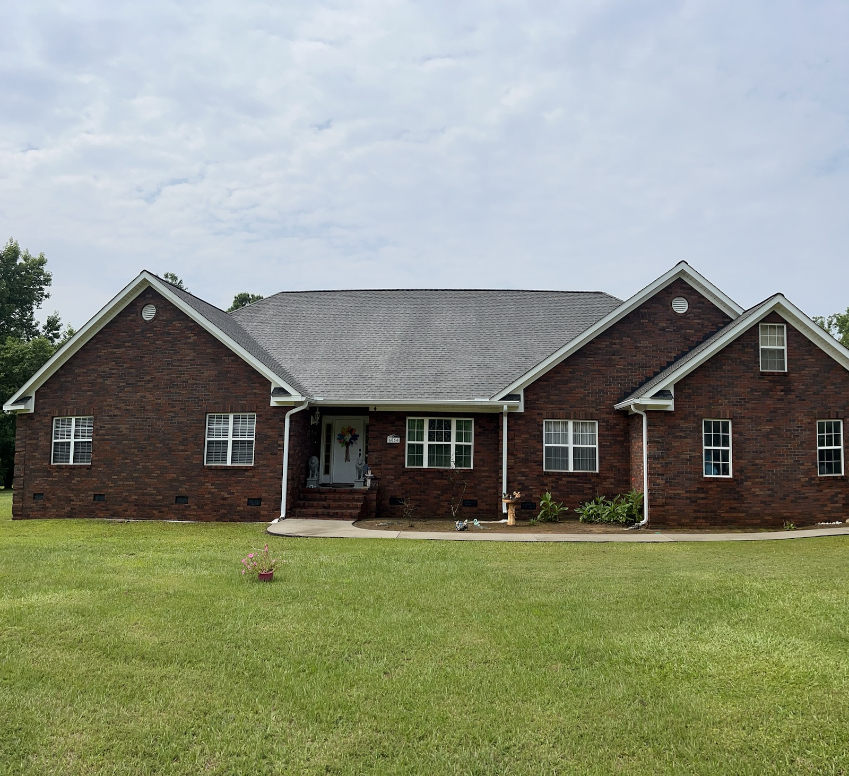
1,1,847,329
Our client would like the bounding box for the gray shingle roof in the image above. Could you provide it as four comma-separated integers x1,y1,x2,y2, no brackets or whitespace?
229,289,622,401
620,295,779,404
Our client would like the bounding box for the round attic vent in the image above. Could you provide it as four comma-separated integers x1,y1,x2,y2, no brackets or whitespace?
671,297,689,314
141,304,157,321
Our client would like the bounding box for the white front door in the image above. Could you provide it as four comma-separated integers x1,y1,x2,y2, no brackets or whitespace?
331,417,364,484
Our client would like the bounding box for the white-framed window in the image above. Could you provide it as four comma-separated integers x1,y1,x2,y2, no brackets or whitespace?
703,419,732,477
759,323,787,372
817,420,844,476
52,416,94,465
406,418,473,468
543,420,598,472
205,413,256,466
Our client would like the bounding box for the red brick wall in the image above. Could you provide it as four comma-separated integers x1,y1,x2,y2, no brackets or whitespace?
366,411,503,520
648,312,849,527
13,287,288,521
509,278,733,512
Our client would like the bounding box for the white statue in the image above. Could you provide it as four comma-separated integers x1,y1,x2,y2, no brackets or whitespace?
307,455,320,487
355,449,365,481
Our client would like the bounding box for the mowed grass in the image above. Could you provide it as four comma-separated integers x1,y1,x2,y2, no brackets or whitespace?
1,496,848,775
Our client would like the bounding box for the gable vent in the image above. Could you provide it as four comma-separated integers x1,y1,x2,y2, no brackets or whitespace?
671,297,689,314
141,304,157,321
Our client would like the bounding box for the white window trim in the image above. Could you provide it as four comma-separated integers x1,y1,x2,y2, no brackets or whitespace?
703,419,733,479
405,417,474,469
204,413,256,466
759,323,787,372
817,420,844,477
542,419,599,473
51,416,94,465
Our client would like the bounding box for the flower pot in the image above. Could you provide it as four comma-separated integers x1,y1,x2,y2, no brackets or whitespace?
258,571,274,582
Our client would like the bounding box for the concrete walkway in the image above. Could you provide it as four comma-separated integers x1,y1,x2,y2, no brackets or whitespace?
267,518,849,543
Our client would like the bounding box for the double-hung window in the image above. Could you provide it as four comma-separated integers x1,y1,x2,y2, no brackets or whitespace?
759,323,787,372
817,420,844,476
543,420,598,472
205,413,256,466
406,418,473,468
52,416,94,464
703,419,731,477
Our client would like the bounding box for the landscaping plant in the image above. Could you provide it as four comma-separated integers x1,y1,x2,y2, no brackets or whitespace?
530,491,566,525
575,490,644,525
240,544,281,576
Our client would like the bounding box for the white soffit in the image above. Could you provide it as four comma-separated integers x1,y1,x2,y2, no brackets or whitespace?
492,261,744,400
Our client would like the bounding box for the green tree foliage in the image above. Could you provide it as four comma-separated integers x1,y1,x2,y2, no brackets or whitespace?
0,239,54,341
162,272,187,290
228,292,264,312
0,239,71,487
813,309,849,348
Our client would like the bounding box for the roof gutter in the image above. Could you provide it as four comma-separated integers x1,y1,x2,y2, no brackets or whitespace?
278,401,310,520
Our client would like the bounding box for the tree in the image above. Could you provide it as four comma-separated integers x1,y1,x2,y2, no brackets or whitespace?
0,239,54,341
0,239,70,487
162,272,187,290
228,292,264,312
813,309,849,348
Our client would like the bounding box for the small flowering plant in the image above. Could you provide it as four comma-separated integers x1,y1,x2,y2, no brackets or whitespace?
240,544,282,576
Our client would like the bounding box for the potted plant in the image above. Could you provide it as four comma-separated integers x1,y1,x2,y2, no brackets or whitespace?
241,544,281,581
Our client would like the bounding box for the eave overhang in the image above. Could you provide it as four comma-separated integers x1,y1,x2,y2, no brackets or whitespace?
491,261,744,401
4,272,305,413
614,295,849,411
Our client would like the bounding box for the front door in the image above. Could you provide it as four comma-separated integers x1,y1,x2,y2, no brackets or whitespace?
331,417,364,484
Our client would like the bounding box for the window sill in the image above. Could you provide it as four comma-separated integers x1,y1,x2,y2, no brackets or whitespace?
759,371,788,376
50,463,92,468
204,465,255,469
543,470,600,475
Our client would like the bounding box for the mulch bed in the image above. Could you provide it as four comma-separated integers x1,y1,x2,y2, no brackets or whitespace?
353,518,784,534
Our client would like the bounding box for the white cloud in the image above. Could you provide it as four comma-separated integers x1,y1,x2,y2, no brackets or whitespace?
0,0,847,326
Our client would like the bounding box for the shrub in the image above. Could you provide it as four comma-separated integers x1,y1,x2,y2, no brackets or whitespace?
530,491,567,525
575,490,644,525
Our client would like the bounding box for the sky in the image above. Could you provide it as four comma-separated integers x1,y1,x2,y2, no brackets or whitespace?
1,0,848,330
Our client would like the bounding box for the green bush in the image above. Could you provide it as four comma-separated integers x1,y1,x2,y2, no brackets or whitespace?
575,490,644,525
530,492,567,525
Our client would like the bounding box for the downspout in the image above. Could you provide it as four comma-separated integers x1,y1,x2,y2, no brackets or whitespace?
278,401,310,520
632,407,649,528
502,405,508,514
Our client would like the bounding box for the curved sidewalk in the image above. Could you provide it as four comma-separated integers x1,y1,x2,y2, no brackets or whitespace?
267,519,849,543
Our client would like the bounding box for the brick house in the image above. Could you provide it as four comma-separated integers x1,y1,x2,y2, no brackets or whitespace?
5,262,848,527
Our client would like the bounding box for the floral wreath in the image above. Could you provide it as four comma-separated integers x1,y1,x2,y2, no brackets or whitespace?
336,426,359,462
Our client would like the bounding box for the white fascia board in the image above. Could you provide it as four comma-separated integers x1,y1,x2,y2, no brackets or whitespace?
616,398,675,412
614,295,849,408
306,398,521,413
491,262,744,400
4,272,304,410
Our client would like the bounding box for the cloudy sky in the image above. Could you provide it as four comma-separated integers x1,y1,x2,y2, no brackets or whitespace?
2,1,847,328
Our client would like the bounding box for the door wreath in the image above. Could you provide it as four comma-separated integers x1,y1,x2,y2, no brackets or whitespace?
336,426,359,462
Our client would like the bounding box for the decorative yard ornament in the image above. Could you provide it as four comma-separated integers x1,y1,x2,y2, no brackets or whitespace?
311,408,321,426
336,425,359,462
501,491,522,526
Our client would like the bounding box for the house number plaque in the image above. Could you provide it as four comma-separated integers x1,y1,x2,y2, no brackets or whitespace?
387,435,401,444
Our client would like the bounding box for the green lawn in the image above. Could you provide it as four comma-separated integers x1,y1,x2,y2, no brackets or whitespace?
1,496,848,775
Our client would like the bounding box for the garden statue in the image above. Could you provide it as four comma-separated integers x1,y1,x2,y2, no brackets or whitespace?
355,449,365,487
306,455,320,488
